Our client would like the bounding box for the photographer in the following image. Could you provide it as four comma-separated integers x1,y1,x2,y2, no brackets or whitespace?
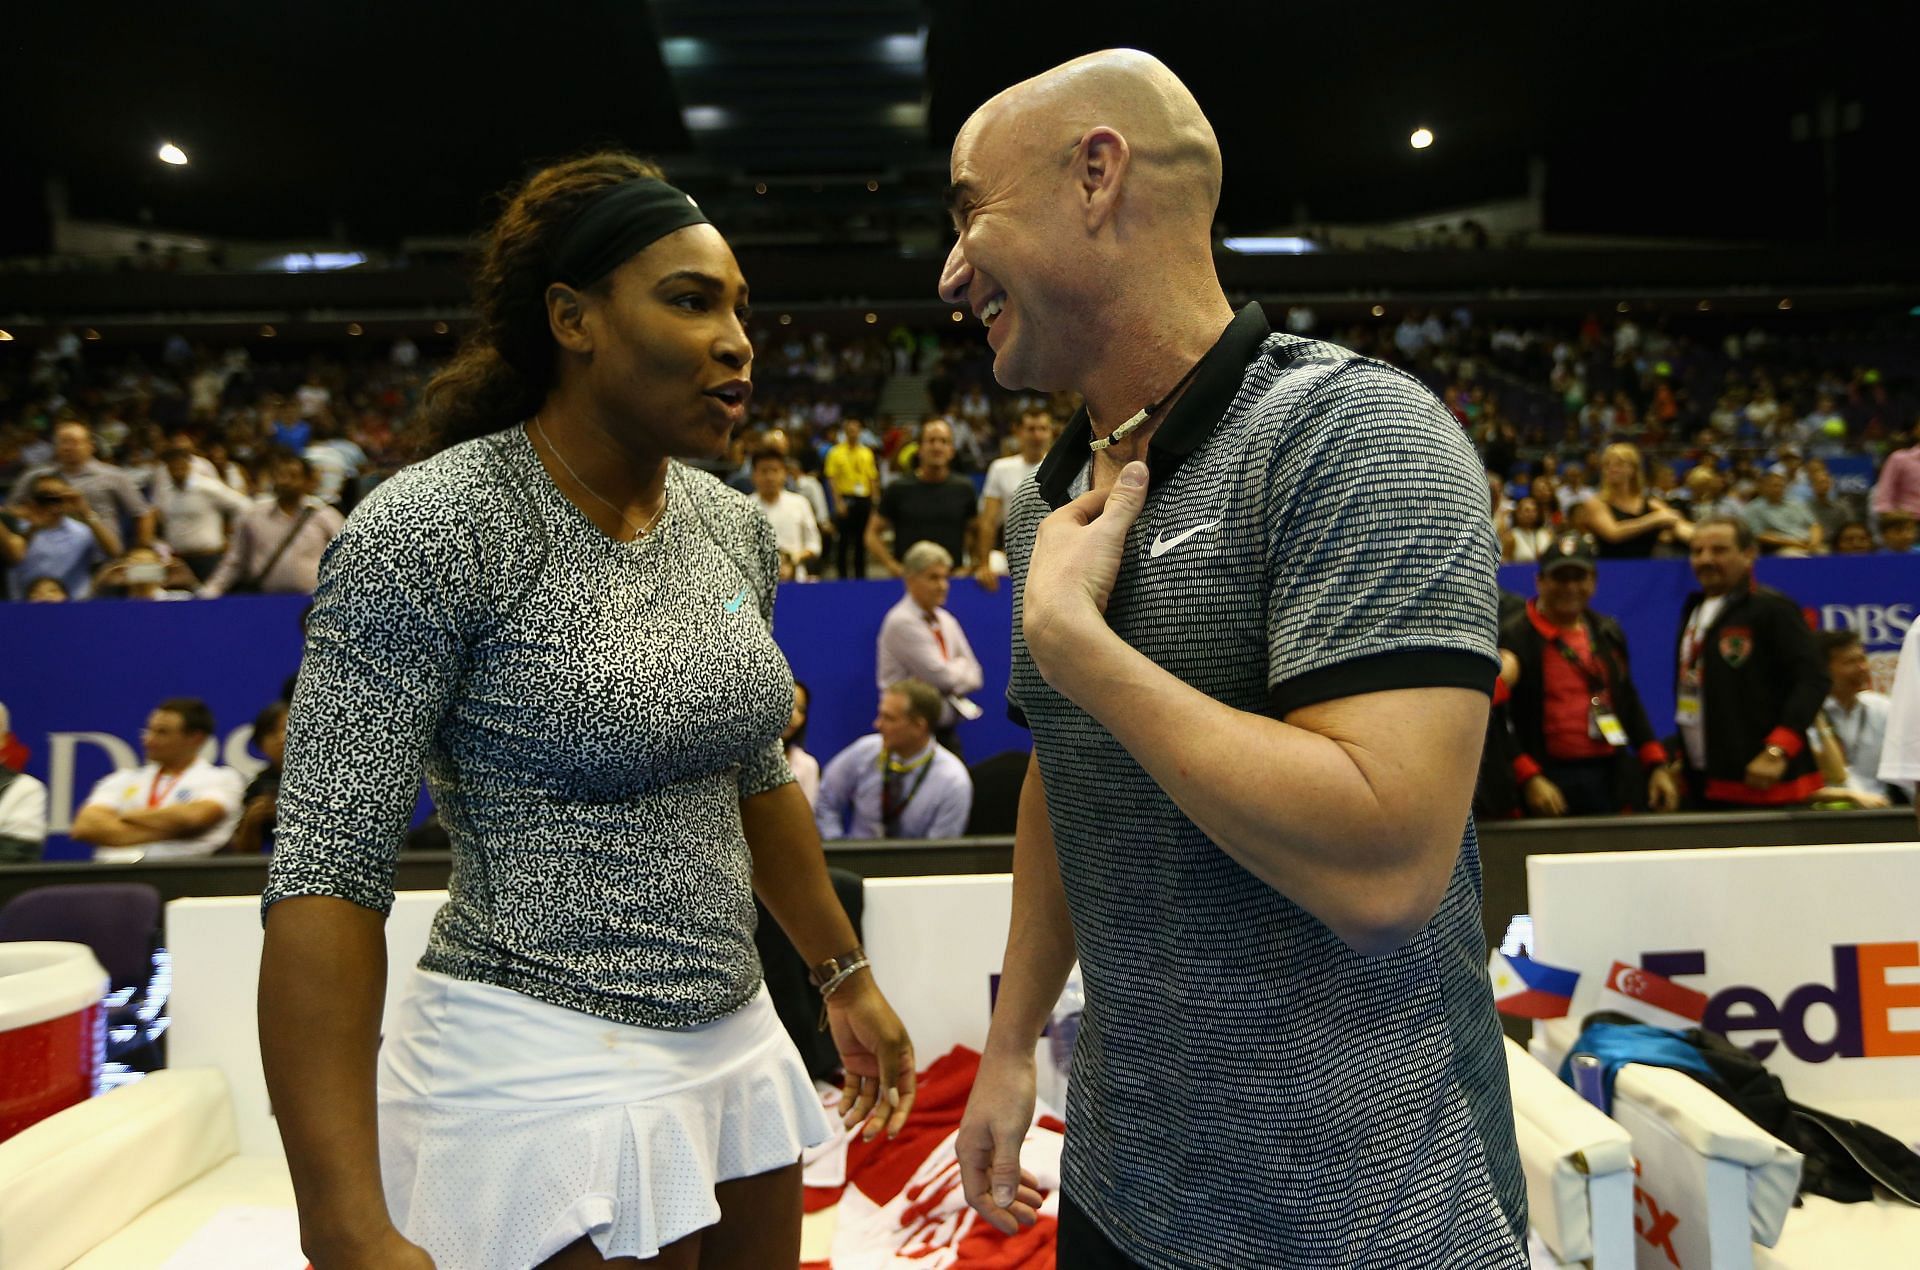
2,474,119,600
91,546,199,601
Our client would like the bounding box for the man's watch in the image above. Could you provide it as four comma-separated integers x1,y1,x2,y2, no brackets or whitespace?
1763,744,1788,760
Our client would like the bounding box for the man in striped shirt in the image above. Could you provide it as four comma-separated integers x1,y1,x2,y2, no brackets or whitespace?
939,50,1526,1268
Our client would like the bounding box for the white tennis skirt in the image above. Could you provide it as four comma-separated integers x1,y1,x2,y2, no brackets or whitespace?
376,967,834,1268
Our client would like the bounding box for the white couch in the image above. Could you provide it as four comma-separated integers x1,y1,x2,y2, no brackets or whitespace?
1503,1037,1636,1270
0,1067,298,1270
9,879,1706,1265
1528,841,1920,1268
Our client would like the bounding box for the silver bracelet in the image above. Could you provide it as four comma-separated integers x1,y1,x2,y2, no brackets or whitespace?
819,956,870,1001
814,956,871,1030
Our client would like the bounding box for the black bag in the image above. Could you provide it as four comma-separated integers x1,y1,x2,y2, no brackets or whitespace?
1683,1026,1920,1206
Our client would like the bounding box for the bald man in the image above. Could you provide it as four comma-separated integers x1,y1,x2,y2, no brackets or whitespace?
8,421,153,549
940,51,1525,1268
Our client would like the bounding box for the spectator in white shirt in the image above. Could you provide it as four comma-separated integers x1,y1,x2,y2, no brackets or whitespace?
0,701,49,864
876,541,984,753
786,455,834,562
68,697,245,863
750,447,822,580
144,432,223,489
972,407,1054,591
1880,621,1920,832
151,444,251,579
303,414,368,508
1816,630,1908,803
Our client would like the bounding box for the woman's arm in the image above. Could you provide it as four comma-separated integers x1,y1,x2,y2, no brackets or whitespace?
226,794,274,853
1649,498,1695,543
258,480,470,1269
741,780,915,1141
260,897,432,1267
1579,495,1677,543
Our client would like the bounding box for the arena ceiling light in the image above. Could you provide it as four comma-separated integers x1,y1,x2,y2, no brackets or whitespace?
682,105,732,131
1409,128,1434,150
157,142,189,165
660,37,708,69
877,31,926,64
262,251,367,272
1222,236,1318,255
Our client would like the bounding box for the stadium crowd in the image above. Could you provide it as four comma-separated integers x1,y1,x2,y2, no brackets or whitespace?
2,307,1916,861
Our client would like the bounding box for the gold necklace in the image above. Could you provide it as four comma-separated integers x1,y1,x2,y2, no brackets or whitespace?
532,417,667,539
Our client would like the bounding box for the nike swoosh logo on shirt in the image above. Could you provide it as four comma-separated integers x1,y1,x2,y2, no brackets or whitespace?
1149,520,1222,558
725,587,750,613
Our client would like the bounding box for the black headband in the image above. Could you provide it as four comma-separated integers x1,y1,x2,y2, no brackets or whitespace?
551,178,711,290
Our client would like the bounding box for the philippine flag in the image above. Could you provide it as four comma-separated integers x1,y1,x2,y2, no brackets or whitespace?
1487,950,1581,1019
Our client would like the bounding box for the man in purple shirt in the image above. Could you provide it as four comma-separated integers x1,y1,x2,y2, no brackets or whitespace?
1872,420,1920,520
200,454,344,598
7,422,153,548
875,540,984,751
815,681,973,841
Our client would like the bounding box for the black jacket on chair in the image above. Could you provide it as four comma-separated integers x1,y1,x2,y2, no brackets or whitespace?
1672,581,1829,805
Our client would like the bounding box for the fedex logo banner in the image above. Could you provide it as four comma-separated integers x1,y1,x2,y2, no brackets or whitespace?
1529,844,1920,1109
1622,945,1920,1062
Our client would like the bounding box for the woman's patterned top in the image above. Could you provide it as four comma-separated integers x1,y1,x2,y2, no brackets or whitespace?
263,425,797,1028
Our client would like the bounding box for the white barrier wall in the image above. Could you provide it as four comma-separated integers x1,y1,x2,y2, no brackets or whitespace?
1528,843,1920,1118
860,875,1013,1061
169,877,1019,1159
167,893,447,1157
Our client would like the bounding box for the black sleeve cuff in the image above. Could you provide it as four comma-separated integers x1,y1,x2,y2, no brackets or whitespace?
1268,648,1495,717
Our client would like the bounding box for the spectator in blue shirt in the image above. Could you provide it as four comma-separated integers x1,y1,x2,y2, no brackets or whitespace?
815,680,973,840
1,474,116,600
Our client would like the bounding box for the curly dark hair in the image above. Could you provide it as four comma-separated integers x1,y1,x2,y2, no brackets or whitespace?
411,151,667,457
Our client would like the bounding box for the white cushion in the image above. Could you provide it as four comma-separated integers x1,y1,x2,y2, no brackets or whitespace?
0,1068,238,1270
1615,1062,1802,1247
1504,1037,1634,1266
1754,1191,1920,1269
68,1154,297,1269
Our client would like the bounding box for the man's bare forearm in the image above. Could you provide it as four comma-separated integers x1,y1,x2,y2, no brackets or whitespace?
119,803,219,835
984,753,1077,1059
69,808,162,847
1037,626,1481,953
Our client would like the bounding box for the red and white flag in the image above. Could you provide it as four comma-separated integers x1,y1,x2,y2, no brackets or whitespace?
802,1048,1063,1270
1600,960,1710,1031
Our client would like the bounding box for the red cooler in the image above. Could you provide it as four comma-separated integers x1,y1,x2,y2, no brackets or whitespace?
0,941,107,1142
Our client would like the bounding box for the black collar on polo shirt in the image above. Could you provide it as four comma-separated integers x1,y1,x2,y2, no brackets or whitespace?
1034,301,1272,509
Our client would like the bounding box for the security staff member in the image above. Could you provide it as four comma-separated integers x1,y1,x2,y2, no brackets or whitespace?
1670,516,1829,809
1500,533,1677,816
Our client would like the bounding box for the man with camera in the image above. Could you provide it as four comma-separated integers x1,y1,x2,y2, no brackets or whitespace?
1,473,120,600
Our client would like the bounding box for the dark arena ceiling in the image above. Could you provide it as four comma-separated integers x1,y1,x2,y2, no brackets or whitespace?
0,0,1910,257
